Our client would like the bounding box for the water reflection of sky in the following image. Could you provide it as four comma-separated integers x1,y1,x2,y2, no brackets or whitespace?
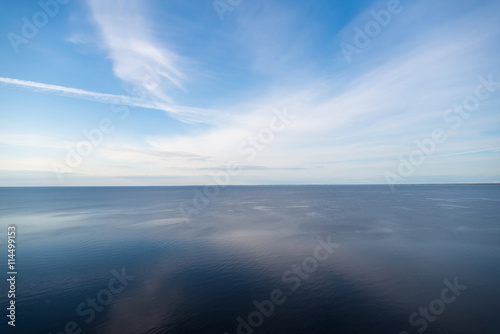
0,186,499,333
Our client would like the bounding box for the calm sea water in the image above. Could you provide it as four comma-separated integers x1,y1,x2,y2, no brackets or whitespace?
0,185,499,334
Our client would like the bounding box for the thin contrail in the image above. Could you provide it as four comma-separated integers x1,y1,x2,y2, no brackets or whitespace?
0,77,220,124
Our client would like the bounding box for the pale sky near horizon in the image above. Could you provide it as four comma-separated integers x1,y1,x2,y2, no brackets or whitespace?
0,0,499,186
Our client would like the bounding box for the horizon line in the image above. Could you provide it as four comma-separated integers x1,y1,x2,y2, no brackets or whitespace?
1,183,499,188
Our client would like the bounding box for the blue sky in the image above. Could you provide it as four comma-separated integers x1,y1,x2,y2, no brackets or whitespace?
0,0,499,186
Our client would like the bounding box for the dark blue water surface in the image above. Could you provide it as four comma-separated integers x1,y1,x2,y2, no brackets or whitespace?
0,185,499,334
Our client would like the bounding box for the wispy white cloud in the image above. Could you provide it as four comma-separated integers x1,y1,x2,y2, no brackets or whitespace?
87,0,186,101
83,0,236,124
139,0,500,183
